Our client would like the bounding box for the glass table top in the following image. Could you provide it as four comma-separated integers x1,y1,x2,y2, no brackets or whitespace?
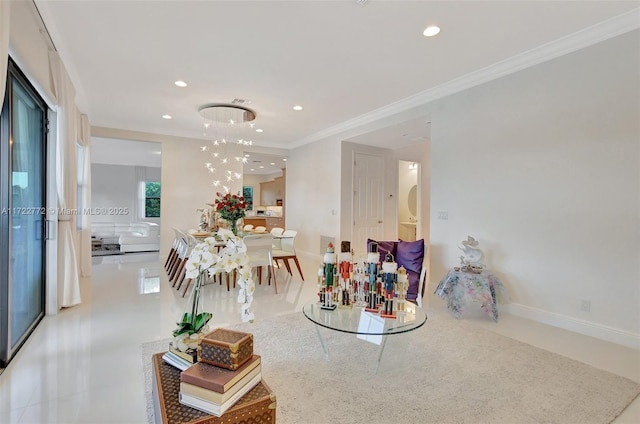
302,302,427,336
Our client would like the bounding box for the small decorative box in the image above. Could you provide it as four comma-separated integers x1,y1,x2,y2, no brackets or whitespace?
199,328,254,371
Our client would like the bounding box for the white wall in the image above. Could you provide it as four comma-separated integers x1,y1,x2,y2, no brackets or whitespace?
91,163,161,225
286,137,342,258
429,31,639,343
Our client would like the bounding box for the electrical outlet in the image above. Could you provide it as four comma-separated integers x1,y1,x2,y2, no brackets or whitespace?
581,300,591,312
437,211,448,220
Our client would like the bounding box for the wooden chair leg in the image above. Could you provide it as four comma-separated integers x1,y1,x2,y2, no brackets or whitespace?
181,278,192,297
168,249,181,273
283,259,293,275
176,271,187,290
164,247,175,269
269,265,277,294
293,257,304,281
170,258,185,286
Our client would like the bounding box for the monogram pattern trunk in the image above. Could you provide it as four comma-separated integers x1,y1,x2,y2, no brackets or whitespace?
199,329,254,371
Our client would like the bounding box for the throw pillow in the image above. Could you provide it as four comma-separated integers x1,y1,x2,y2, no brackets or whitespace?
396,239,425,301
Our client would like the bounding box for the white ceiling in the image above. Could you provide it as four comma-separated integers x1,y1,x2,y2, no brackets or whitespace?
36,1,638,154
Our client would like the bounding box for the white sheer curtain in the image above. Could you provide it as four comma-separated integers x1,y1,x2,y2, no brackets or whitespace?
0,0,10,109
133,166,146,223
78,115,92,277
49,51,81,308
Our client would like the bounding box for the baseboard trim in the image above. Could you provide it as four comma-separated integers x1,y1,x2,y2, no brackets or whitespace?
503,303,640,350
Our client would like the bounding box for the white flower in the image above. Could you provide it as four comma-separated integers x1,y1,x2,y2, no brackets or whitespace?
179,228,254,325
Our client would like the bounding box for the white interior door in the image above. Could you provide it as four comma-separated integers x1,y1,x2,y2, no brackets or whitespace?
352,152,384,256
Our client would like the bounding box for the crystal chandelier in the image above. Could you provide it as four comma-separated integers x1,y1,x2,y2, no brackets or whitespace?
198,103,256,193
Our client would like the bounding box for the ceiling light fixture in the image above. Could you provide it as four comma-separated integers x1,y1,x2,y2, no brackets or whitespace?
423,25,441,37
256,128,263,133
198,103,258,190
174,80,187,87
293,105,303,111
162,114,172,119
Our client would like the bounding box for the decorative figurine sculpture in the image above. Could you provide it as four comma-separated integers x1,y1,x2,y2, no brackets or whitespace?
365,242,380,312
321,243,337,310
353,259,367,308
380,252,398,318
338,242,353,306
396,266,409,316
458,235,484,271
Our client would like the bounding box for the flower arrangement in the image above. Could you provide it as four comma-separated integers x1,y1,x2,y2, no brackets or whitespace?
214,192,250,232
171,228,255,352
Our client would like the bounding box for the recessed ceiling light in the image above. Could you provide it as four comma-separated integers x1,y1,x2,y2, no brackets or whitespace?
270,162,275,166
256,128,263,133
293,105,303,111
244,154,250,157
259,165,264,169
250,168,255,172
282,158,287,161
423,25,440,37
162,114,172,119
174,80,187,87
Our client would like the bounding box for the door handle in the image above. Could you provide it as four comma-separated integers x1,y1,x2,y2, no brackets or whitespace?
45,219,56,240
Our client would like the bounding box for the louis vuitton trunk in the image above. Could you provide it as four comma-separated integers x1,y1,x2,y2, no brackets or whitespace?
199,328,253,371
152,353,276,424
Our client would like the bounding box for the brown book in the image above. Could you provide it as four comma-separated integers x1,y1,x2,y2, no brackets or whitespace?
180,364,261,404
180,354,261,393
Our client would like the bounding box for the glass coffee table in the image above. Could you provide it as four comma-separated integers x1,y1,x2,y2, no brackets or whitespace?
302,302,427,372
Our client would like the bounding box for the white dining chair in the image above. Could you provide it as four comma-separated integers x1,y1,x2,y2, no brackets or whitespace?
243,234,277,293
270,227,284,250
243,224,254,232
272,229,304,281
254,226,267,233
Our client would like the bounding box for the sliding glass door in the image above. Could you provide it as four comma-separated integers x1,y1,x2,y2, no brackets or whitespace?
0,60,48,367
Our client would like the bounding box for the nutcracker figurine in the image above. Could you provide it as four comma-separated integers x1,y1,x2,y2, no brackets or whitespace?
338,242,353,306
321,242,337,310
380,253,398,318
396,266,409,316
365,242,379,312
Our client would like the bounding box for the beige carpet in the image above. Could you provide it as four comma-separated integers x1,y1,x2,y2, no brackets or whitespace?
142,311,639,424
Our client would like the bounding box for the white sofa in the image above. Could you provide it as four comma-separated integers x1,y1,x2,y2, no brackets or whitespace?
91,222,160,253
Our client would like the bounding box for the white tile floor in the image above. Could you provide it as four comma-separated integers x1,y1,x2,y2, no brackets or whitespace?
0,252,638,423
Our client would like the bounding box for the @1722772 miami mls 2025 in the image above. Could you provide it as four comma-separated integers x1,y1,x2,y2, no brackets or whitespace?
1,207,130,216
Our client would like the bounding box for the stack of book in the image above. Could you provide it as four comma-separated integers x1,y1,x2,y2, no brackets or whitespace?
179,354,262,417
171,329,260,417
162,344,197,371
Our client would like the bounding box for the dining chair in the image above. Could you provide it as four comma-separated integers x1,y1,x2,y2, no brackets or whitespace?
165,228,181,271
176,233,199,291
254,226,267,233
169,230,189,285
243,224,254,232
270,227,284,250
272,229,304,281
243,234,277,293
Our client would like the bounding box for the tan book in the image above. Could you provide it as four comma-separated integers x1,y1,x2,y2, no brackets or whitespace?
180,364,261,404
168,344,197,363
179,373,262,417
180,354,261,393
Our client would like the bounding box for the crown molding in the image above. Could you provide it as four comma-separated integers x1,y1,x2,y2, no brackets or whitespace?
293,8,640,148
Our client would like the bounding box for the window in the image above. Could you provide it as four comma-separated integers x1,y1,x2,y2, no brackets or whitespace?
242,186,253,210
145,181,161,217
